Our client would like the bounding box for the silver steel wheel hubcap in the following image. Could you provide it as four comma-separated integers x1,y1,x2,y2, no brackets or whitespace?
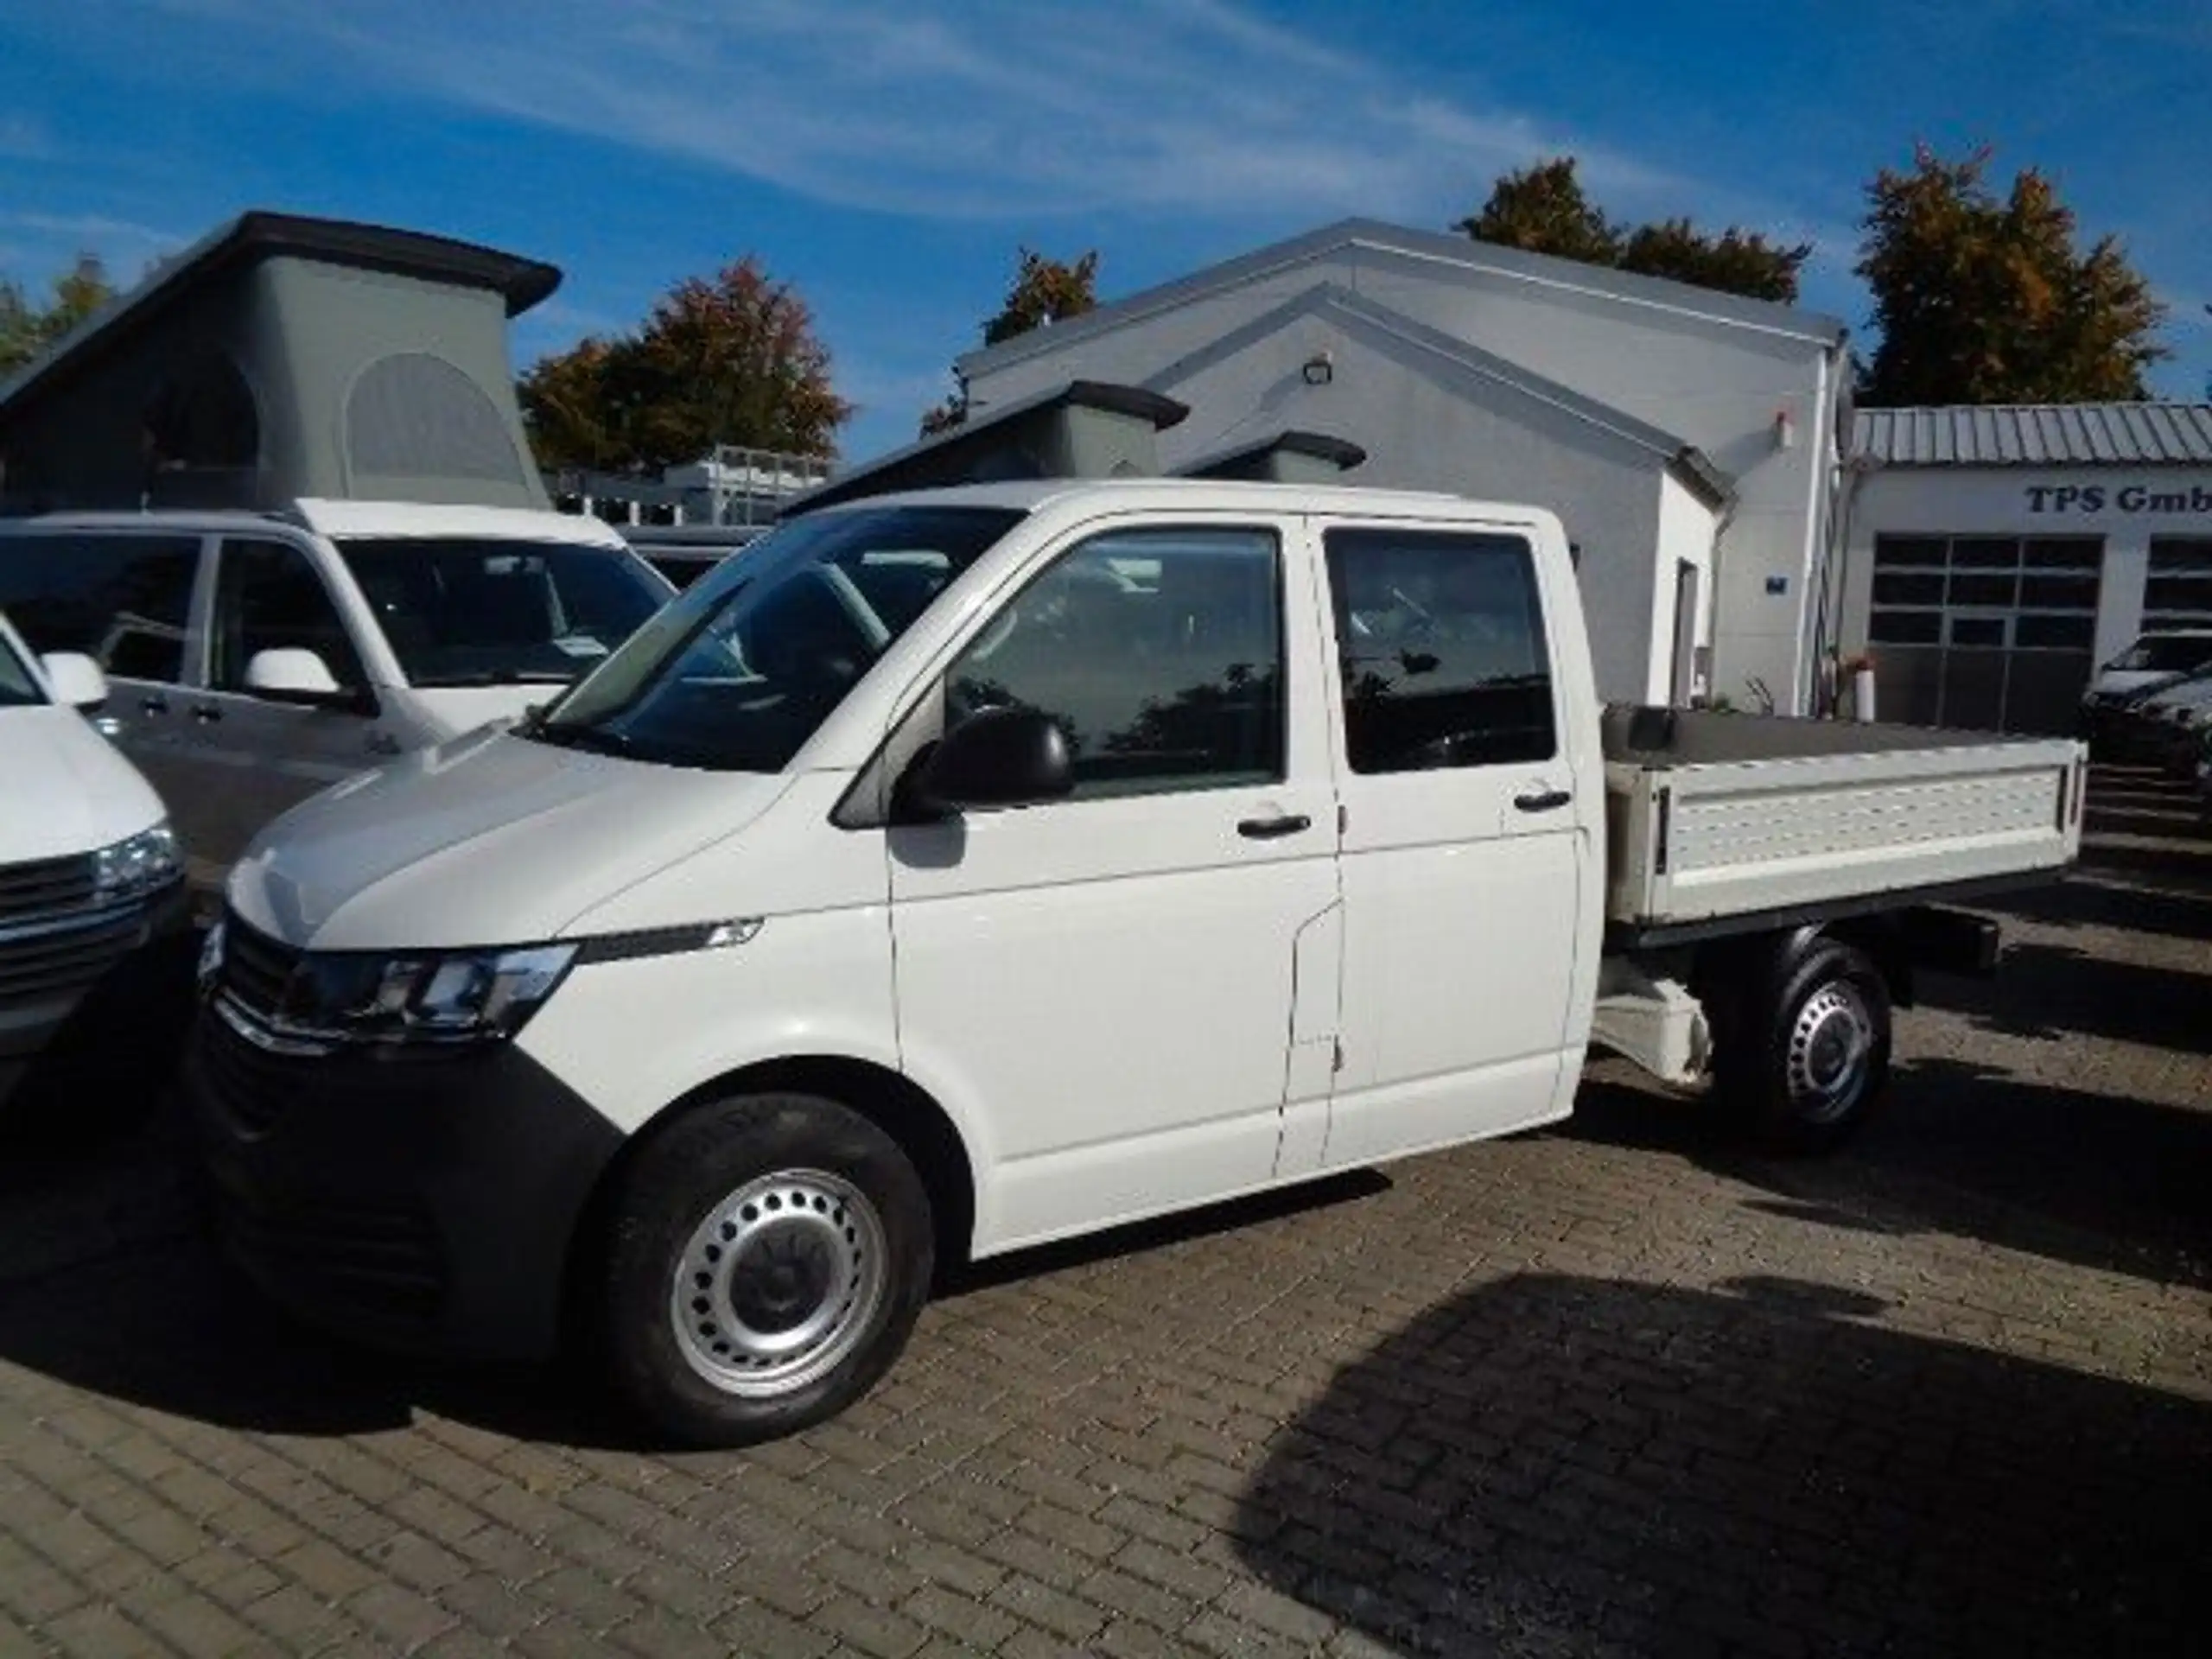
1786,982,1874,1124
671,1169,887,1397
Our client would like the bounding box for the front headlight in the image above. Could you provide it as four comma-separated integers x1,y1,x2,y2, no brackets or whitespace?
95,822,180,900
232,942,577,1048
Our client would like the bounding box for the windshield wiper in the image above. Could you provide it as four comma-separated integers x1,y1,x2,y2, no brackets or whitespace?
521,721,634,757
415,669,578,688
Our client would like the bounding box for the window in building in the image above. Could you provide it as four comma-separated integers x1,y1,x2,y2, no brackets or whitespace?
2145,537,2212,632
1865,532,2102,734
1324,528,1555,772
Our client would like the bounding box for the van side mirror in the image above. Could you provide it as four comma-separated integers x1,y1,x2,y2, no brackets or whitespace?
245,647,377,714
40,652,109,711
910,706,1074,815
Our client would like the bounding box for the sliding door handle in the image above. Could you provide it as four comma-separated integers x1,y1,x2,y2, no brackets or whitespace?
1237,813,1312,840
1514,788,1573,814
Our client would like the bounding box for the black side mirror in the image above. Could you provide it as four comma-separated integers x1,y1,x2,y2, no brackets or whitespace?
909,706,1073,815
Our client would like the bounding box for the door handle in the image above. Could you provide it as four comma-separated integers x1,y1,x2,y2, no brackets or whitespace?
190,704,224,724
1514,787,1573,813
1237,813,1312,840
140,695,169,715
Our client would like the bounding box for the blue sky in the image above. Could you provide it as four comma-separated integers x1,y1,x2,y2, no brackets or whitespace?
4,0,2209,461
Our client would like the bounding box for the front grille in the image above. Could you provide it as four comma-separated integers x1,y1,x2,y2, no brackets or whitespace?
219,1190,447,1325
0,854,99,925
222,913,304,1022
0,905,143,1006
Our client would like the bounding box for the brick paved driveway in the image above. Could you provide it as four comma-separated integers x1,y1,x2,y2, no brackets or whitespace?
0,768,2205,1658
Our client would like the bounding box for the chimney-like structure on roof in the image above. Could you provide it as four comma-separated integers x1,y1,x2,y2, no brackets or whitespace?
0,211,561,515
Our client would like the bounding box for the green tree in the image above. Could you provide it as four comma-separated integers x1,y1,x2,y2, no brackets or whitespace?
1458,156,1810,303
922,246,1102,435
519,256,850,472
1856,144,2166,406
0,254,117,377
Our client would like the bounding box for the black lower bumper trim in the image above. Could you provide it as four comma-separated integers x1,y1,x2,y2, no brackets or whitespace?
187,1010,626,1362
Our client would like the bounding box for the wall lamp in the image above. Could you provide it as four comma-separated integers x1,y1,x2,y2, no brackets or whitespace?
1301,351,1334,386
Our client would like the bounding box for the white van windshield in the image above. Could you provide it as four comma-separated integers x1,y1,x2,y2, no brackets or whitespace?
334,537,671,688
524,505,1026,772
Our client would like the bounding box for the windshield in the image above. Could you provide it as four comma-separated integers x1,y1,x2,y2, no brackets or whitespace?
2110,635,2212,674
524,505,1026,772
0,620,40,709
334,537,672,688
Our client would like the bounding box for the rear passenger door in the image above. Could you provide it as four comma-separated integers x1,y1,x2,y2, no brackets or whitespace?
1319,522,1585,1166
182,537,385,863
0,529,207,850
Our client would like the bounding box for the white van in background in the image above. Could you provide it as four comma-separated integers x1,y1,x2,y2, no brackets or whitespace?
0,610,190,1116
0,500,674,889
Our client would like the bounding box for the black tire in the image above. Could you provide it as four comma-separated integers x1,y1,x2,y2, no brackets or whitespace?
1709,936,1892,1156
594,1091,933,1447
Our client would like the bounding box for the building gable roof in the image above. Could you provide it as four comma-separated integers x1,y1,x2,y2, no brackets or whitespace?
956,216,1847,382
1853,403,2212,467
1138,282,1732,509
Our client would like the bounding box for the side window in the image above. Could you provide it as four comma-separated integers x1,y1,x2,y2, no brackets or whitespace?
0,533,199,684
946,526,1284,799
211,540,367,692
1324,527,1556,772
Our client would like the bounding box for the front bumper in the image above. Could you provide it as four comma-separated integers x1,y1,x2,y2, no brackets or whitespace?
0,879,194,1109
186,1004,626,1361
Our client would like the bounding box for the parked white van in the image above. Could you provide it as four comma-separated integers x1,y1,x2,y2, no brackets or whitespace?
0,609,189,1113
188,481,2081,1445
0,500,674,888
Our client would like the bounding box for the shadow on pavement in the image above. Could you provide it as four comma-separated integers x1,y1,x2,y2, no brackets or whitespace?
1985,869,2212,944
1568,1058,2212,1289
1916,941,2211,1053
1236,1272,2209,1656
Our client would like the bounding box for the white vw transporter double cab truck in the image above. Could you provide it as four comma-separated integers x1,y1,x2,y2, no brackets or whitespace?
188,481,2083,1445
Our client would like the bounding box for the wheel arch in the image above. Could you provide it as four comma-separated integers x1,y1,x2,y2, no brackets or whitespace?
559,1054,980,1351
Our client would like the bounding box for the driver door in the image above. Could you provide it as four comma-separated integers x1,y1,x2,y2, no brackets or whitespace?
887,519,1343,1255
178,537,386,864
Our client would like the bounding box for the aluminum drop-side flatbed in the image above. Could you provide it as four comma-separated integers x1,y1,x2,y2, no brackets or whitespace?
1599,704,2086,950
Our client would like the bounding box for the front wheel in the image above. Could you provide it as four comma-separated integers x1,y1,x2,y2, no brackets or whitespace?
1710,937,1893,1155
594,1092,934,1446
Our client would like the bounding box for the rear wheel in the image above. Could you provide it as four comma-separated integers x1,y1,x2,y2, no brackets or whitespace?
1710,936,1892,1155
594,1092,933,1446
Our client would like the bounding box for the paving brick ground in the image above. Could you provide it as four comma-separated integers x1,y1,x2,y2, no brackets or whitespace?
0,766,2206,1657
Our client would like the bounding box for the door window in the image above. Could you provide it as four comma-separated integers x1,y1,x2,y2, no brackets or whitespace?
944,526,1284,798
1324,528,1555,772
211,540,366,691
0,532,199,683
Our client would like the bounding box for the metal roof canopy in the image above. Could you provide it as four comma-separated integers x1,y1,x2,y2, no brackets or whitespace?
1853,404,2212,467
0,210,563,515
1175,428,1368,483
783,380,1190,515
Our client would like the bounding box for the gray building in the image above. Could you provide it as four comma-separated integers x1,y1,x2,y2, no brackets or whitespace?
1838,404,2212,732
950,219,1852,713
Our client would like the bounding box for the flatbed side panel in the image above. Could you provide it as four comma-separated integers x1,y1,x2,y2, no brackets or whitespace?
1607,738,2082,928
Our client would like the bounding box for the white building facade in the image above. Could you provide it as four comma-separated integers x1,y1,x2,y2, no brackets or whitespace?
1838,405,2212,733
955,220,1851,715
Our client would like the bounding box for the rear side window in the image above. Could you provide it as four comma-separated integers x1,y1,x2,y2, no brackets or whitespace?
1325,527,1555,772
0,532,200,684
212,540,368,691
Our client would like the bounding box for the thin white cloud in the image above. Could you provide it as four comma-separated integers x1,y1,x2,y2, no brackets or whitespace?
0,211,179,249
0,114,53,160
161,0,1740,229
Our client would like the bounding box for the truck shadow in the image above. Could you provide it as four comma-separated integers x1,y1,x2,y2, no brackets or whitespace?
1234,1272,2209,1656
1914,943,2211,1053
1984,868,2212,943
1568,1061,2212,1290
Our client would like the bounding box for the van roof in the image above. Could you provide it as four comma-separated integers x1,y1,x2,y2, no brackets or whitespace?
0,500,631,549
796,476,1555,522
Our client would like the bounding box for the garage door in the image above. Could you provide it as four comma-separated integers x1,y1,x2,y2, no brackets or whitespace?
1866,533,2101,734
